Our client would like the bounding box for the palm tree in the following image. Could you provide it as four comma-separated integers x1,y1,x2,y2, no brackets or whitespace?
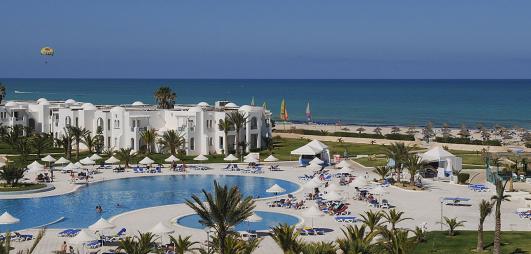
391,126,401,134
140,128,157,154
336,224,376,254
360,210,384,233
55,131,73,159
373,166,391,181
0,83,5,104
477,199,494,252
384,142,413,183
218,118,231,155
169,235,199,254
383,209,412,231
227,111,248,157
442,217,466,236
377,227,415,254
30,133,52,158
356,127,366,134
412,226,427,243
270,223,302,254
185,181,255,254
154,86,176,109
209,234,260,254
373,127,383,136
118,232,157,254
0,167,25,187
301,241,337,254
81,131,96,153
115,148,134,168
421,122,435,142
403,153,424,186
67,126,89,159
158,130,184,156
491,178,511,254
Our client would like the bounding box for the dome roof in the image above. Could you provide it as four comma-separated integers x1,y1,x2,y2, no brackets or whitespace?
65,99,76,104
239,105,254,112
5,101,18,107
111,106,125,112
188,106,203,113
37,98,48,104
197,102,209,107
132,101,144,106
82,103,97,110
225,102,238,108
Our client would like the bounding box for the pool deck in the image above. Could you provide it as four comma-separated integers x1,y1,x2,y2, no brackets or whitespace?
6,161,531,253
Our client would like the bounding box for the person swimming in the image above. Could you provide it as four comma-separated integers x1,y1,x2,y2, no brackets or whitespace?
96,205,103,213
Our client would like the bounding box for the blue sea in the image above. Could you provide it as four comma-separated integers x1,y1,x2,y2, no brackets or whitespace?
2,79,531,128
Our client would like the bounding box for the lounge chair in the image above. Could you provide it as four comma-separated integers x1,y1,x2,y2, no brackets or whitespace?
59,229,81,237
13,233,33,241
86,240,101,249
155,166,162,173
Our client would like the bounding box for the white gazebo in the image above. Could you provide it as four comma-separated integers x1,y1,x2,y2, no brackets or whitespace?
420,146,462,179
291,139,331,166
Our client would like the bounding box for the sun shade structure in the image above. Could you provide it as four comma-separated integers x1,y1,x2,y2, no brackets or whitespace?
27,161,44,169
244,213,263,223
138,157,155,165
63,163,79,171
306,163,322,171
74,162,83,168
302,205,323,228
88,217,115,231
69,230,98,245
41,155,56,162
263,155,279,162
421,146,455,162
0,212,20,224
309,157,324,165
193,154,209,161
164,155,180,162
291,139,331,166
105,156,120,164
244,156,258,163
79,157,95,165
338,167,352,175
266,184,286,194
149,222,175,235
89,154,102,161
55,157,70,164
224,154,238,161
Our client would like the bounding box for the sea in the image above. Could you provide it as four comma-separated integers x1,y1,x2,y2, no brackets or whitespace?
1,79,530,129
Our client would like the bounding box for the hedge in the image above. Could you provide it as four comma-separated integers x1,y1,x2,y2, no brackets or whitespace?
435,137,501,146
273,129,414,141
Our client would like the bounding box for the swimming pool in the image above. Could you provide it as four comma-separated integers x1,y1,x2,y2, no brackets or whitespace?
177,211,300,231
0,175,299,231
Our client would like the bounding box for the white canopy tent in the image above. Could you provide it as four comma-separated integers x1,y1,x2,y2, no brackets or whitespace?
291,139,331,166
421,146,462,179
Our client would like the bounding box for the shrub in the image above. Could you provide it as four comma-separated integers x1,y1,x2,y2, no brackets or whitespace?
457,173,470,184
435,137,501,146
526,143,531,148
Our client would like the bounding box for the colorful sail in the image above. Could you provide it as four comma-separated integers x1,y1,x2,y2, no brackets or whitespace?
280,98,288,121
306,101,312,122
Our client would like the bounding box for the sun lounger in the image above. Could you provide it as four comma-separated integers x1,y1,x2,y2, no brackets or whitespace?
86,240,101,248
59,229,81,237
13,233,33,242
381,199,390,209
155,166,162,173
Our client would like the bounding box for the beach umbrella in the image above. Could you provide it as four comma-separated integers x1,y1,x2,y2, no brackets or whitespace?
303,179,321,189
338,167,352,175
139,156,155,165
0,212,20,225
149,222,175,245
105,156,120,164
309,157,324,165
306,163,322,171
266,184,286,194
27,161,44,173
79,157,95,165
69,230,98,254
89,154,102,161
41,155,56,163
193,154,209,161
56,157,70,164
244,156,258,163
63,163,77,172
302,205,323,228
164,155,180,163
88,217,115,231
223,154,238,161
74,162,83,168
0,162,5,168
263,155,279,162
129,150,136,156
323,191,342,201
336,160,352,168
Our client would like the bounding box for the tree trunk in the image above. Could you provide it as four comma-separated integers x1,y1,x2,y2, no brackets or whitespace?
493,206,501,254
235,128,241,157
223,131,228,155
477,222,484,252
76,142,80,159
396,164,401,183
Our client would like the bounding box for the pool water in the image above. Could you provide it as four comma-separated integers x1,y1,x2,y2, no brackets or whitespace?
177,211,300,231
0,175,299,231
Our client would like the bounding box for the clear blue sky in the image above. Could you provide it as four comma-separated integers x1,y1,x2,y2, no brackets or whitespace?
1,0,531,79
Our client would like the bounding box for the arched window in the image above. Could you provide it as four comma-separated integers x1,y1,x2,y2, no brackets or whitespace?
65,116,71,126
250,117,258,130
97,118,104,129
75,117,79,127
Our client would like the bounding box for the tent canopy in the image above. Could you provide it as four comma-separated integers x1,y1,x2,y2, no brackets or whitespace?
164,155,180,162
41,155,56,162
105,156,120,164
139,157,155,165
421,146,455,162
56,157,70,164
264,155,279,162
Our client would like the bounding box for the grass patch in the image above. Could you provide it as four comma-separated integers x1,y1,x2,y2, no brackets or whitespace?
0,183,47,192
413,231,531,253
353,157,388,168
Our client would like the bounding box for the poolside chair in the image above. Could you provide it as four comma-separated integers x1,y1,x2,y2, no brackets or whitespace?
58,229,80,237
13,233,33,242
86,240,101,249
155,166,162,173
133,167,140,173
381,199,390,209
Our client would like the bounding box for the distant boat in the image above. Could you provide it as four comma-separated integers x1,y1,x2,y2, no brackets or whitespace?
280,98,288,121
14,90,32,94
306,101,312,122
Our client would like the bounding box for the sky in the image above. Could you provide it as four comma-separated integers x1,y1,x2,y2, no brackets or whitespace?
1,0,531,79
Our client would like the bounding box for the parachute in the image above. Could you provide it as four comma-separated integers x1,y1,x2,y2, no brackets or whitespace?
40,47,54,63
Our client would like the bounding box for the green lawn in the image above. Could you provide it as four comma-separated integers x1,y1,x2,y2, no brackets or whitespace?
353,157,388,168
413,231,531,253
0,183,47,192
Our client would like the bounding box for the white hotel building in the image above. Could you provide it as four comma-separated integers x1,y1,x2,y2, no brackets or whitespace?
0,99,273,155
